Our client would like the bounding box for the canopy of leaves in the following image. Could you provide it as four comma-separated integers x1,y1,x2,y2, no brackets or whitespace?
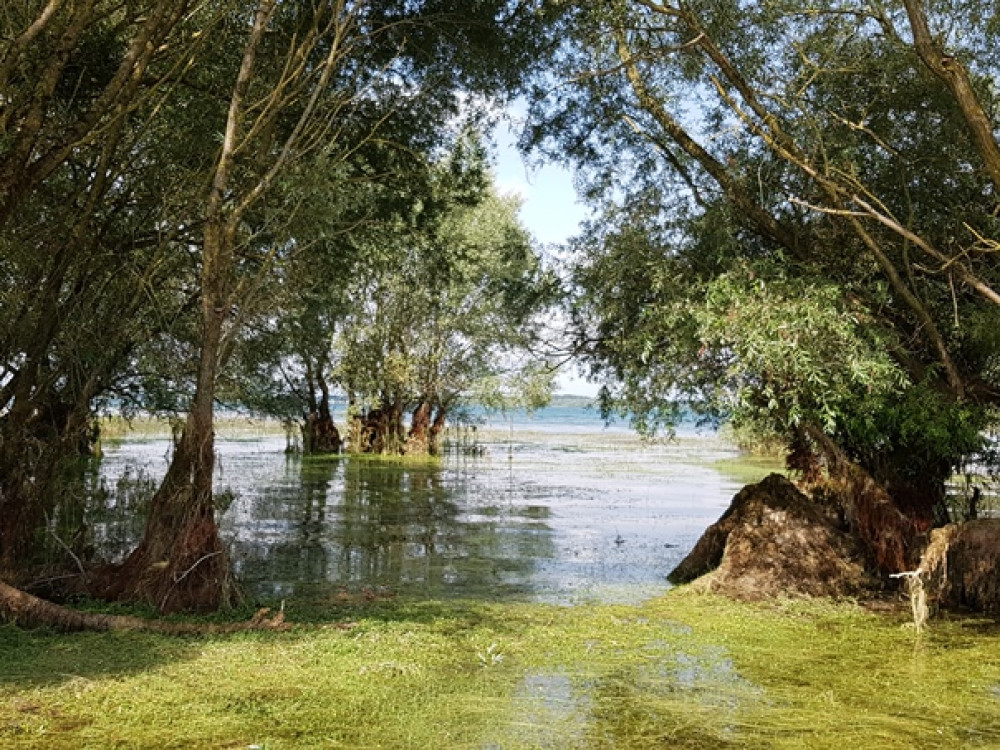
533,0,1000,492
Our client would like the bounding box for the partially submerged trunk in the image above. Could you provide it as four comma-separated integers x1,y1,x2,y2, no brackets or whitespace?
101,402,234,614
405,400,432,455
405,399,449,456
670,461,1000,616
0,397,99,577
0,481,42,580
352,399,406,454
100,216,236,613
98,0,275,612
430,403,448,444
303,375,341,454
304,411,342,454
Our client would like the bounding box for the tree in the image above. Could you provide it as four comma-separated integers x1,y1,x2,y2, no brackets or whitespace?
0,0,208,577
528,1,1000,571
231,132,556,456
336,145,556,455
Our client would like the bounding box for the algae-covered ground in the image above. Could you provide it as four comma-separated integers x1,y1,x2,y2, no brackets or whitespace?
2,591,998,749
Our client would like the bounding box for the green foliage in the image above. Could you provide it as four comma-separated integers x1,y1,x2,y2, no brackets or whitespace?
0,0,567,565
697,264,906,433
331,144,557,417
226,131,558,444
539,0,1000,496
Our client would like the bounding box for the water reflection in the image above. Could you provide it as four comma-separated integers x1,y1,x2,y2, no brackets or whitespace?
92,431,750,604
229,454,554,601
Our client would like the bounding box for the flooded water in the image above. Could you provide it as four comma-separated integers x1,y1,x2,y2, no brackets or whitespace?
92,409,770,606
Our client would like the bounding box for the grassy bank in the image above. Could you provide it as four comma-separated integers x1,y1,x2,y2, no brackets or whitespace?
2,590,998,749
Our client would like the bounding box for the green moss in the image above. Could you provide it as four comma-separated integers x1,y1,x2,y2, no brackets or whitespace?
2,591,999,748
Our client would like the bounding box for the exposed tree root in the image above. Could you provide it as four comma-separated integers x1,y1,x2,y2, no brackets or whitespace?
819,466,922,574
799,425,926,573
918,520,1000,614
0,579,288,634
669,474,873,599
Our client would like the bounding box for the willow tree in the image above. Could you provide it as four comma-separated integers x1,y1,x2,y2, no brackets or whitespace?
0,0,209,578
333,142,556,455
529,1,1000,572
227,133,556,456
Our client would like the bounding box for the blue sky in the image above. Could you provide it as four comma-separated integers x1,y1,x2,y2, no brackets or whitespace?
488,114,600,397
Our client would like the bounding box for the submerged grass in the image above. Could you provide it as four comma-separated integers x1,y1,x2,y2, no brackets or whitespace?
709,454,787,486
2,590,998,749
100,415,286,441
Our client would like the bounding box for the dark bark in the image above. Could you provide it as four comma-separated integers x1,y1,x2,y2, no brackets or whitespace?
0,390,99,575
304,390,342,454
101,0,276,613
304,413,342,454
351,399,406,455
406,400,432,454
303,369,341,454
429,404,448,441
0,483,43,579
798,425,929,574
819,466,924,574
101,218,237,612
102,412,233,613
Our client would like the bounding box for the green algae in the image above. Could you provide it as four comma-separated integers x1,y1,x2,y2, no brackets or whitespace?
1,591,998,749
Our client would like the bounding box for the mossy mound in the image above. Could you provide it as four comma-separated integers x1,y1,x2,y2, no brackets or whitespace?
669,473,873,599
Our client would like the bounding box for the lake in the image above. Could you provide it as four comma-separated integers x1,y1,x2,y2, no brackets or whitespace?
93,406,777,606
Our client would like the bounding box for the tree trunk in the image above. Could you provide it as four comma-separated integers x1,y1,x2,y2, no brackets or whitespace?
100,0,276,613
101,221,234,613
669,474,873,598
383,399,406,454
0,481,42,579
0,394,99,577
304,413,342,454
902,0,1000,193
0,579,286,633
800,425,929,574
406,399,432,454
304,380,341,454
352,399,407,455
429,403,448,454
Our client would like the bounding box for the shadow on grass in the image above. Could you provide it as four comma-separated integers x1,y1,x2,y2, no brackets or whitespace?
0,623,199,689
0,591,537,693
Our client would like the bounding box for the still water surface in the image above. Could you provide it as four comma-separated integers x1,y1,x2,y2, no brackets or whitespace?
97,408,760,605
